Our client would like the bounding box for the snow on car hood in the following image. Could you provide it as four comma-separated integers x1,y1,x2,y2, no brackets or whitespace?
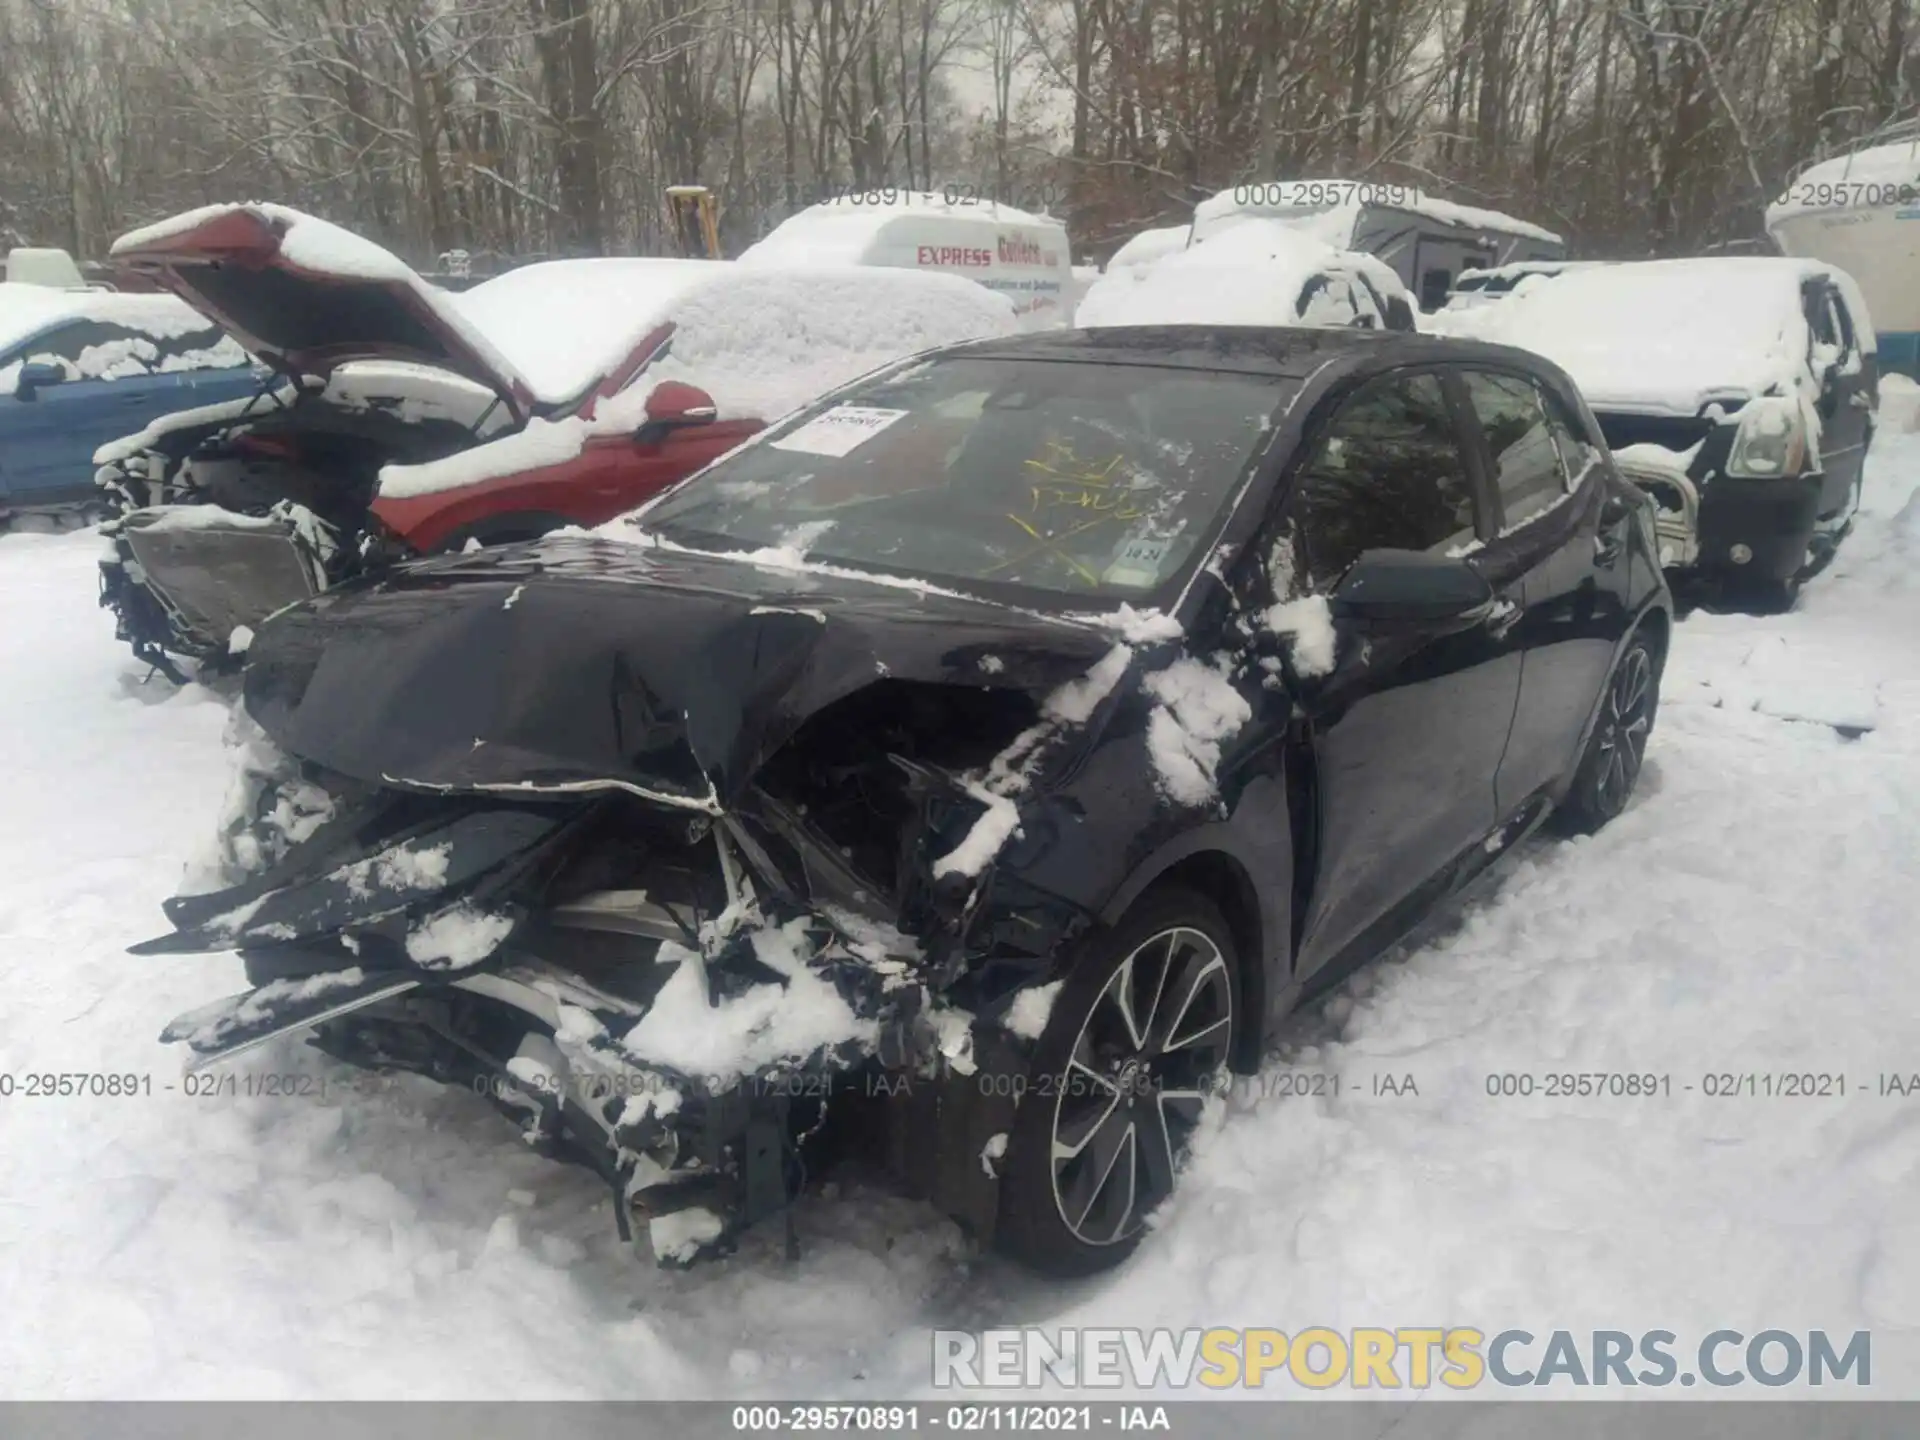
1452,260,1820,416
241,535,1112,808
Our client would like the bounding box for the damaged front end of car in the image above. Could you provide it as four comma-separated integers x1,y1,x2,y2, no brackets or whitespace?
138,541,1126,1264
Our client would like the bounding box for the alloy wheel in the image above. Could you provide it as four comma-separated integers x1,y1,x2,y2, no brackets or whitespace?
1048,926,1234,1247
1592,645,1653,816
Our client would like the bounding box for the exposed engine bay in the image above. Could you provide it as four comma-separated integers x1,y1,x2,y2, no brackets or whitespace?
144,672,1078,1266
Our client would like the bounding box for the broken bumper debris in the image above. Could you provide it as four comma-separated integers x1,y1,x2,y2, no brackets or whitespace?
144,751,1056,1265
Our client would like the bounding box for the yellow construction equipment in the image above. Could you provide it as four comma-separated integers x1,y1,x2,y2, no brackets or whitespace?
666,185,722,259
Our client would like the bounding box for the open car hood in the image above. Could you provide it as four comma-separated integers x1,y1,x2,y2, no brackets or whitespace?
110,204,536,422
242,536,1118,809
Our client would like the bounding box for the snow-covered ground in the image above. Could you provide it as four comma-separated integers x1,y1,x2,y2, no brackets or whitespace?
2,440,1918,1399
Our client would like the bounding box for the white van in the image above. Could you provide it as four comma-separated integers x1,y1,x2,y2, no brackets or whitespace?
739,193,1072,329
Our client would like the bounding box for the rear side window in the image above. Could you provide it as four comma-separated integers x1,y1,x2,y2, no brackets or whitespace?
1806,286,1840,349
5,318,229,378
1462,369,1570,529
1291,371,1478,589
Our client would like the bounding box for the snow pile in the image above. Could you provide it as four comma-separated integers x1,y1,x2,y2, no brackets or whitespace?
649,1207,725,1264
378,265,1015,500
1002,980,1063,1041
1191,179,1563,246
178,711,336,894
1076,219,1406,330
1879,373,1920,433
1077,602,1184,645
1141,655,1252,805
1263,594,1337,677
405,905,516,971
1458,259,1832,414
620,921,879,1082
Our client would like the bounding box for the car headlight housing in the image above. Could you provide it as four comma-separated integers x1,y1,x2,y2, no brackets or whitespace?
1724,393,1814,479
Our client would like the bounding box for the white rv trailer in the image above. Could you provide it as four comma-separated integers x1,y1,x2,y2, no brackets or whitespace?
1768,130,1920,378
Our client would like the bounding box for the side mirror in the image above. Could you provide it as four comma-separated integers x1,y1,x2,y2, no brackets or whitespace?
14,361,65,399
1330,548,1493,632
634,380,718,446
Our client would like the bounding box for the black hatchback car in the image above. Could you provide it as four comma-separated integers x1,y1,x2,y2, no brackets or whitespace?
140,327,1671,1276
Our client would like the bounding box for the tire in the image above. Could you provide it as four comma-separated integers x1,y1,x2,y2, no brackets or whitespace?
1554,628,1661,835
995,886,1239,1276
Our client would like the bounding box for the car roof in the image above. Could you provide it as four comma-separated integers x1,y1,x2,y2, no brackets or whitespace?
946,324,1555,380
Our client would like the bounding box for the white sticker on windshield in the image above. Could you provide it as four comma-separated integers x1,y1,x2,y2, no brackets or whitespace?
771,406,908,458
1103,533,1177,589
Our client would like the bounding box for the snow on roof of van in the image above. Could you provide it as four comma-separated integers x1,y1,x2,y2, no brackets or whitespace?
1456,258,1842,415
1193,180,1563,245
1766,139,1920,226
1076,219,1406,329
378,263,1017,500
1105,225,1193,271
739,192,1065,267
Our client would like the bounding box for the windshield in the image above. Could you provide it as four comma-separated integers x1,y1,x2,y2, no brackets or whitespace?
631,354,1288,604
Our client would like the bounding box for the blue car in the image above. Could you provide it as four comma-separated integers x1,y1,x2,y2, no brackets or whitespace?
0,282,260,517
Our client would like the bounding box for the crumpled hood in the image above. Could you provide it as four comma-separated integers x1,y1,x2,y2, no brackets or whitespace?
244,536,1116,808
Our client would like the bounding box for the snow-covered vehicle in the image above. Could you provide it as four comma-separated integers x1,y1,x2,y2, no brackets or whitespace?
140,325,1669,1274
0,281,253,521
1457,257,1877,610
738,191,1071,329
1074,219,1417,331
1190,180,1565,310
94,203,1015,678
